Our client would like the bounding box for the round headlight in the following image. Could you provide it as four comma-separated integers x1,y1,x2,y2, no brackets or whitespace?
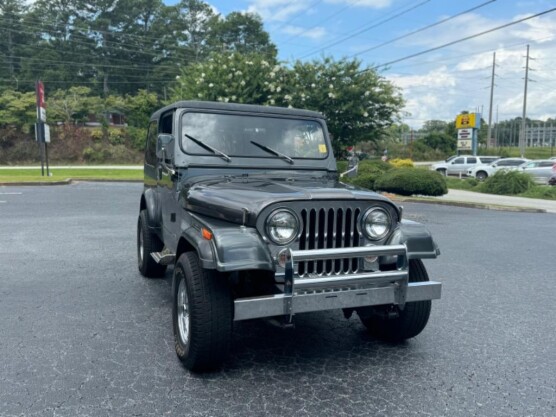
362,207,391,240
266,210,299,245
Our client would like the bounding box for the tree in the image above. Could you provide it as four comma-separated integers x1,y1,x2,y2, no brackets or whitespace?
420,120,448,134
281,57,404,153
170,52,280,104
0,0,29,89
207,12,276,58
171,53,404,153
420,132,456,154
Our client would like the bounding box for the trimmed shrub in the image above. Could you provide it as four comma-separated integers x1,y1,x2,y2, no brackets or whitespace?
481,170,535,195
375,168,447,196
389,158,414,168
358,159,393,175
336,160,348,173
348,173,383,190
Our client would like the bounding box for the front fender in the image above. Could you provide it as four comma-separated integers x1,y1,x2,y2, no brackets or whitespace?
188,213,274,272
386,219,440,260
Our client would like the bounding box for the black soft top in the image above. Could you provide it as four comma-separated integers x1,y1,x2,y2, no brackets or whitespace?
150,100,324,121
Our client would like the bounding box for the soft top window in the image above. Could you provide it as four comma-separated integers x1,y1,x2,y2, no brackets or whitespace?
180,112,328,159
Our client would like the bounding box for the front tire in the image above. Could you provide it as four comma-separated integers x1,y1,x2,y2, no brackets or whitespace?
358,259,432,342
137,210,167,278
173,252,233,372
437,168,447,176
476,171,488,181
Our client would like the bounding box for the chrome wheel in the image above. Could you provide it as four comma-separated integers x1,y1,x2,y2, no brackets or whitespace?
177,278,190,345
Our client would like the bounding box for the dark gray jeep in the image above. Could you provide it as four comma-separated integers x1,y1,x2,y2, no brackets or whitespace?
137,101,441,372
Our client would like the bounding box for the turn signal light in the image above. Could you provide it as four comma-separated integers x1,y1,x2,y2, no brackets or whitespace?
201,228,213,240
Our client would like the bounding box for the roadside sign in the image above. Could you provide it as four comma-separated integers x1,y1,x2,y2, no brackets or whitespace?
458,139,472,151
457,129,472,139
36,81,46,122
44,124,50,143
456,113,477,129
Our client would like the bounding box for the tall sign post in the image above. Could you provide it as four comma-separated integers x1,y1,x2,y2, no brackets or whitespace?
456,112,481,156
35,81,50,176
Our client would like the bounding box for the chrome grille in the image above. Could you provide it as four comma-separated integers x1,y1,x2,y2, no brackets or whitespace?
298,207,362,277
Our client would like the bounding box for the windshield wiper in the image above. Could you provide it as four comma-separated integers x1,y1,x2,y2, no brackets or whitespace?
184,134,231,162
250,141,294,165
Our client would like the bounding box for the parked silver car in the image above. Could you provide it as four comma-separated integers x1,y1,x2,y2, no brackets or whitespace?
519,160,556,184
431,155,500,176
467,158,529,180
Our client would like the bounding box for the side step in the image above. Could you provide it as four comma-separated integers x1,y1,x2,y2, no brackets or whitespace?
150,248,175,266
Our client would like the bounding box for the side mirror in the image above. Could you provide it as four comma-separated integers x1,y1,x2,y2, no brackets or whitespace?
156,134,174,159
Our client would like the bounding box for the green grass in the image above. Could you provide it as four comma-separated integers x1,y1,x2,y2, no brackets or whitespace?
445,176,556,200
0,168,143,183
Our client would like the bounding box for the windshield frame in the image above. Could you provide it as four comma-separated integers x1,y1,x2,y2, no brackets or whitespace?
178,109,330,161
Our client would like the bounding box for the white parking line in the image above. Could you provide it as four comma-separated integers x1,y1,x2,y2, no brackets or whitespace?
0,192,23,195
0,201,6,203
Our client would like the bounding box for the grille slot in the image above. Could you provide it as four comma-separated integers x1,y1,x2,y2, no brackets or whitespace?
298,207,361,277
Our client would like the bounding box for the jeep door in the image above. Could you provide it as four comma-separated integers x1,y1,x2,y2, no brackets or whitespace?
447,157,467,175
157,111,180,249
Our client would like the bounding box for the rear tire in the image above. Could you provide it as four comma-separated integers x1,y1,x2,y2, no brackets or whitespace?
137,210,166,278
358,259,432,342
173,252,233,372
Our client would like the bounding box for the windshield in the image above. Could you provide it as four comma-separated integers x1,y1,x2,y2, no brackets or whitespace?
181,112,328,159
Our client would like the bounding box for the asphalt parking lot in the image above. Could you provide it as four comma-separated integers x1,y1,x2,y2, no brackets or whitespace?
1,182,555,417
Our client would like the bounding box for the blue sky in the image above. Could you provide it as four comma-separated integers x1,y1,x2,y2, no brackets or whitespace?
182,0,556,128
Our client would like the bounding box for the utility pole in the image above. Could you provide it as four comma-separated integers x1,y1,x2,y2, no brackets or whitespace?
519,45,531,157
486,52,496,149
494,104,499,147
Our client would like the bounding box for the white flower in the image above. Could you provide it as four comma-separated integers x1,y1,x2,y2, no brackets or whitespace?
228,74,233,79
363,112,369,117
217,97,223,102
332,77,336,80
232,95,237,100
329,84,333,89
224,97,229,103
246,61,253,65
235,70,242,76
175,75,180,80
201,73,205,78
311,83,316,88
240,80,246,86
270,99,275,105
261,60,269,67
209,83,214,88
273,65,280,72
284,94,292,101
197,93,203,98
328,92,335,98
364,91,370,96
222,64,227,69
276,86,281,92
301,93,305,98
288,105,293,108
269,72,275,78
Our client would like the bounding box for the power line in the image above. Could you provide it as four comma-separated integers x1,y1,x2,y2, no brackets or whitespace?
299,0,431,59
361,7,556,72
280,0,367,44
349,0,496,58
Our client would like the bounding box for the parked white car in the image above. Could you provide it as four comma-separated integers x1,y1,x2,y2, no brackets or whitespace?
467,158,529,180
431,155,500,176
519,160,556,184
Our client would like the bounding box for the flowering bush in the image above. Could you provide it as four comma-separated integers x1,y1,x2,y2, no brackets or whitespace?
171,53,404,153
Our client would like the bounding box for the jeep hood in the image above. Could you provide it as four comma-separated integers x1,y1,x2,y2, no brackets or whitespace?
181,175,396,226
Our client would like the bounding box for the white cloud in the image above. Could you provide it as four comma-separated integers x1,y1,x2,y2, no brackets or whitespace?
246,0,314,22
282,25,327,40
384,11,556,127
325,0,393,8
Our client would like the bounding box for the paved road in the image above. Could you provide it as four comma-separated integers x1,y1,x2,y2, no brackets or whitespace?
1,183,554,417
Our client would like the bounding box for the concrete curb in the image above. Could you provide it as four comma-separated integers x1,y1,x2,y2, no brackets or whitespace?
390,196,547,214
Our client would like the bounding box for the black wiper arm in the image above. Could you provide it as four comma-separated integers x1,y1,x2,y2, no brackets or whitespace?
250,140,294,164
184,134,231,162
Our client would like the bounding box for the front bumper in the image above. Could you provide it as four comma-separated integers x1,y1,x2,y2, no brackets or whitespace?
233,245,441,321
